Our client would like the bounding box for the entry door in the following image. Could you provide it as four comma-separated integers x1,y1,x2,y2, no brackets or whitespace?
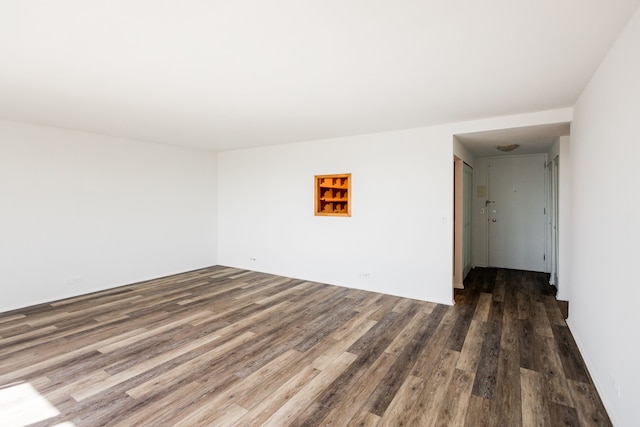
488,155,546,271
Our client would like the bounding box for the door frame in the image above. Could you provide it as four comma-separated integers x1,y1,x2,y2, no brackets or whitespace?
453,157,472,289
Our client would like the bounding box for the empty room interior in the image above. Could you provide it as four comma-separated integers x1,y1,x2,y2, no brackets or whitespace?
1,1,639,426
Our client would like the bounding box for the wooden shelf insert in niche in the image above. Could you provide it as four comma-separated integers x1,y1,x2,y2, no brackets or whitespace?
315,173,351,216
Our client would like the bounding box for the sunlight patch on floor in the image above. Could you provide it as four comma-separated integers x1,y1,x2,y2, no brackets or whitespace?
0,382,68,426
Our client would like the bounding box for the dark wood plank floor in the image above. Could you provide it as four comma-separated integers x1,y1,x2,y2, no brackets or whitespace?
0,266,611,426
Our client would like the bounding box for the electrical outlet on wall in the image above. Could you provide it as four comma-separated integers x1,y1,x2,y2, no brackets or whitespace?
249,257,257,262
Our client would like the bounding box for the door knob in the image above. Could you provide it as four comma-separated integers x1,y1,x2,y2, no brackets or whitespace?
492,218,497,222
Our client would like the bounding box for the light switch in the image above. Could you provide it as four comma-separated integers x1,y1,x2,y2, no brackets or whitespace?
480,208,485,214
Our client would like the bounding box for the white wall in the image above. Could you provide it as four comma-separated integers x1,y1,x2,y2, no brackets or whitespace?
217,109,572,305
0,107,572,312
218,126,455,304
569,5,640,426
453,136,474,167
557,137,571,301
0,120,218,312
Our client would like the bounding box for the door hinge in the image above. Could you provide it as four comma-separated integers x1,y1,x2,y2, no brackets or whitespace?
544,207,546,215
543,254,546,261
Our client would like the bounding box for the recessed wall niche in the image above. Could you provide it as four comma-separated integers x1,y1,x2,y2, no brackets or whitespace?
314,173,351,217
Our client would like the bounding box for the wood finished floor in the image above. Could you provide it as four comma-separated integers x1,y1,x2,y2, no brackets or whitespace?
0,266,611,426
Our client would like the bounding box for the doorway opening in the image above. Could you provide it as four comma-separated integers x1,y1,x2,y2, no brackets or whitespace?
453,123,570,292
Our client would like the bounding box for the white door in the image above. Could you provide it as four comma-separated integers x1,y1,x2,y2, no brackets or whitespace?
488,155,546,271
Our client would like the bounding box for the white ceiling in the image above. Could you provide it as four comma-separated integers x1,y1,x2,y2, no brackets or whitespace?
456,122,571,158
0,1,638,152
